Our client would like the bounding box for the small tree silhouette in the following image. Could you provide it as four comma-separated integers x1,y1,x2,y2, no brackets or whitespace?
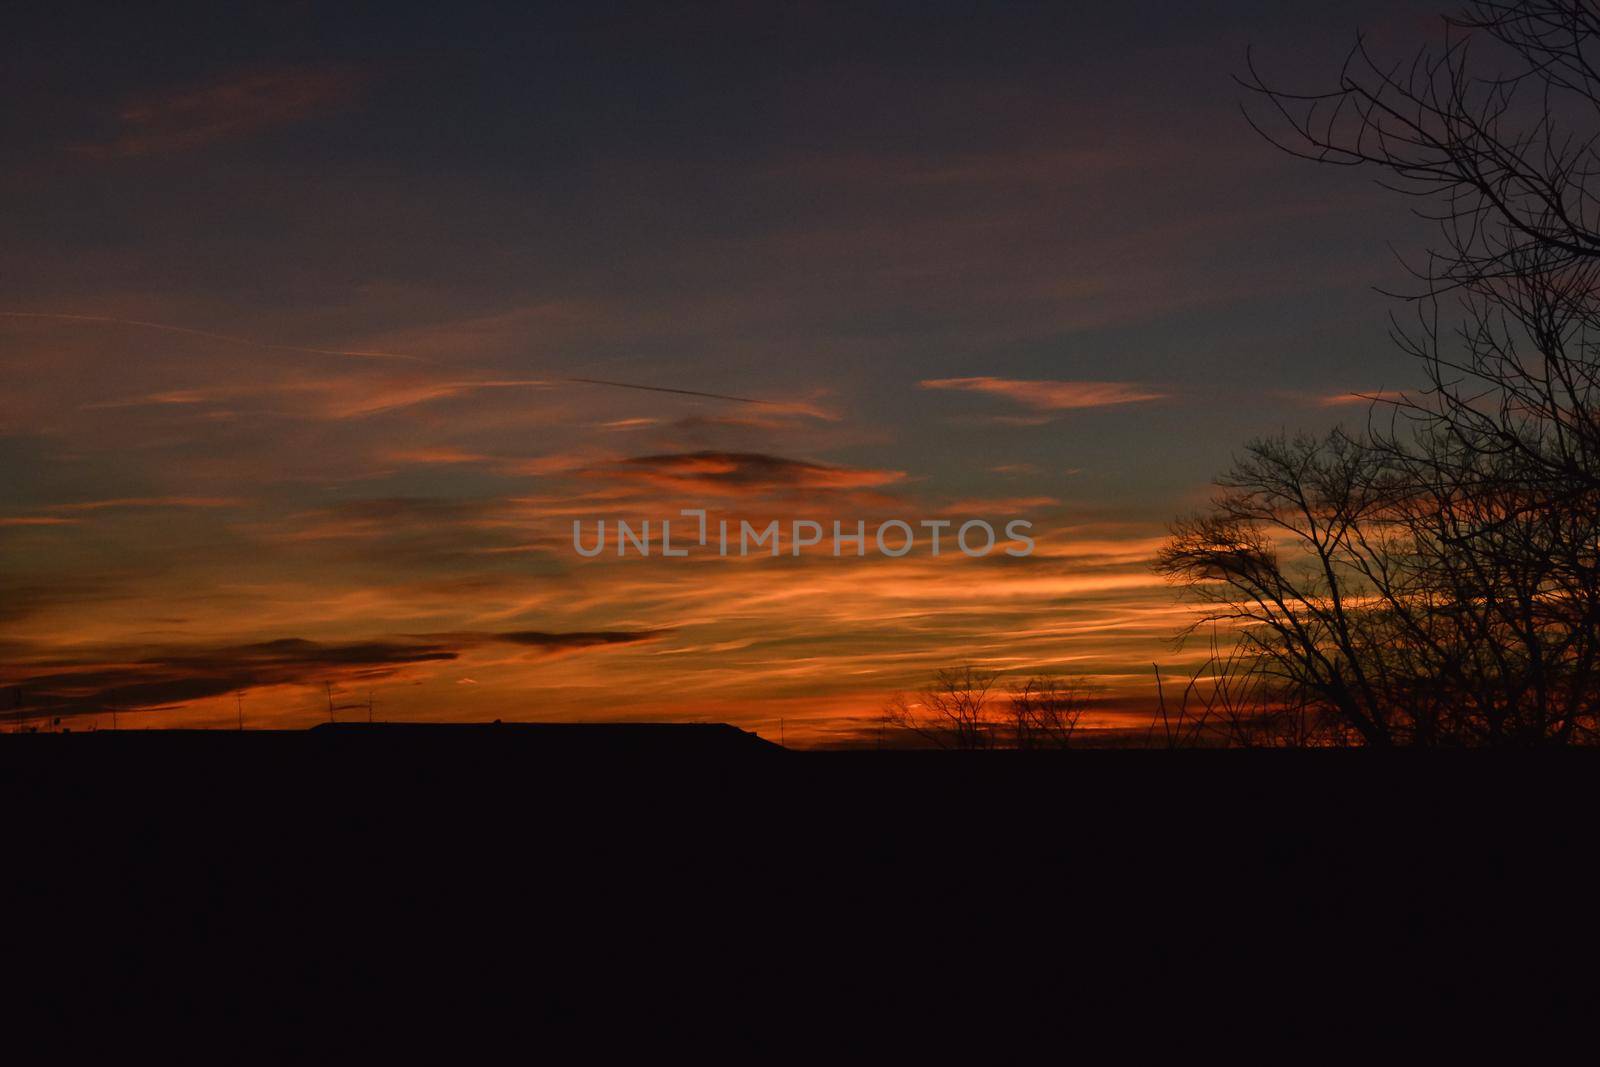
882,666,1000,750
1007,675,1090,750
883,667,1095,749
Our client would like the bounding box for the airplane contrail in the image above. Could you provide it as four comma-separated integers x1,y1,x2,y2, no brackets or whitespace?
560,377,780,407
2,310,812,412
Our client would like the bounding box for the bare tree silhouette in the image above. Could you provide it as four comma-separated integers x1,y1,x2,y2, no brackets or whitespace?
1161,1,1600,745
1007,675,1091,750
1165,630,1335,748
883,666,1001,750
883,667,1094,749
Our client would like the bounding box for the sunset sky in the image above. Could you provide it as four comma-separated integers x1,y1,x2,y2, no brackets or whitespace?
3,1,1447,744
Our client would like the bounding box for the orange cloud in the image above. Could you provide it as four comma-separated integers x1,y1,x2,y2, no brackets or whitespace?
384,447,496,466
942,496,1060,513
920,377,1166,411
89,376,553,421
1315,390,1404,407
595,451,906,495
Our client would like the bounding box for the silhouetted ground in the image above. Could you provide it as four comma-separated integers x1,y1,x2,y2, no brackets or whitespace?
2,724,1593,1055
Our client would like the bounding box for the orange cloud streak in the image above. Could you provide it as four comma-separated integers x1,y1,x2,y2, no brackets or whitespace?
919,377,1166,410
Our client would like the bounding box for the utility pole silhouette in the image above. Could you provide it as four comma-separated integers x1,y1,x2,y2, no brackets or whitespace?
366,690,374,724
325,682,335,724
236,691,244,731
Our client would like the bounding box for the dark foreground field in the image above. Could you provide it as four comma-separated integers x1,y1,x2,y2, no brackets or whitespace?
3,724,1594,1054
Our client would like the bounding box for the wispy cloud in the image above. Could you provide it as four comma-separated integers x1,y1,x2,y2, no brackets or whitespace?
382,447,496,466
0,311,421,362
74,67,363,159
1315,390,1404,407
47,496,243,512
942,496,1059,513
919,377,1165,411
0,629,661,719
86,376,554,420
0,498,243,529
597,451,906,495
